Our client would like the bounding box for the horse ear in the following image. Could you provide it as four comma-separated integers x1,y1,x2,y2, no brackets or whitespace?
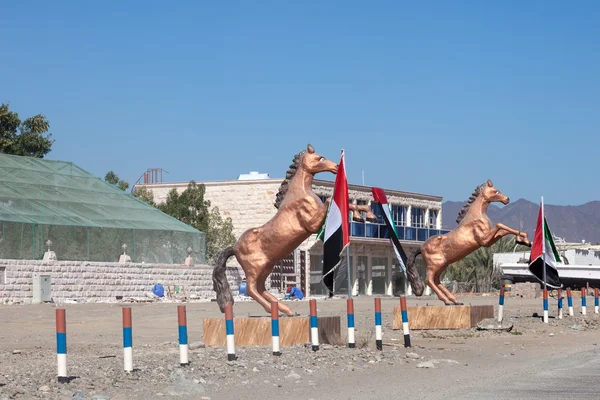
307,144,315,153
487,179,493,187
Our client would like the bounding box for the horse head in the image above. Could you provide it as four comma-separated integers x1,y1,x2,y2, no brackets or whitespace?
481,179,510,205
301,144,338,175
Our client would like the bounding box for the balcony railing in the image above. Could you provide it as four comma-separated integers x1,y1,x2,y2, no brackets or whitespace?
349,222,450,242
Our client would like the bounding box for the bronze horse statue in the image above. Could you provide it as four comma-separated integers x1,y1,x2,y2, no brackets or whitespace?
405,179,531,305
213,144,337,316
349,204,378,223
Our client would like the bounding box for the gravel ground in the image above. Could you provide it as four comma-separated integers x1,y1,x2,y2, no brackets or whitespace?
2,294,600,399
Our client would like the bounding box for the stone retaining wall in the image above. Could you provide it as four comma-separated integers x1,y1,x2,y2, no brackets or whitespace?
511,282,541,299
0,259,243,304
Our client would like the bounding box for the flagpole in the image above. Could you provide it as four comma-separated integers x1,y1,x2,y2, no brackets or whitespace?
542,196,546,290
347,238,352,299
344,149,352,299
542,196,548,323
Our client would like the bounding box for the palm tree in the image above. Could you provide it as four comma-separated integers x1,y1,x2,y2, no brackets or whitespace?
445,236,528,293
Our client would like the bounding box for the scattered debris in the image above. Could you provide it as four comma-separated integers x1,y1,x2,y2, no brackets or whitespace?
476,319,514,332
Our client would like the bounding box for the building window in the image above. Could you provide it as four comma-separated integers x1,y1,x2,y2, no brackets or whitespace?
411,207,425,228
391,205,406,226
356,199,368,220
429,210,438,228
370,201,384,224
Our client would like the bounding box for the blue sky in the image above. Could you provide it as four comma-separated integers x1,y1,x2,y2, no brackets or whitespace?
2,1,599,205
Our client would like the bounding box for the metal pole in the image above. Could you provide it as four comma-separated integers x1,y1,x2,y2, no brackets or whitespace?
542,196,546,291
346,244,352,298
542,196,548,323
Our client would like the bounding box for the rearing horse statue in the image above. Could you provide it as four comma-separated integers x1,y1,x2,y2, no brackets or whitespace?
405,179,531,305
213,144,338,316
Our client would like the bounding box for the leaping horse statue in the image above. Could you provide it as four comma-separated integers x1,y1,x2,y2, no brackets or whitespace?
213,144,338,316
405,179,531,305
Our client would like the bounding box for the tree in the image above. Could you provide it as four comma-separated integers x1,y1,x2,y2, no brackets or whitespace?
0,103,54,158
133,181,236,264
445,236,529,292
132,186,157,207
205,206,236,264
104,171,129,191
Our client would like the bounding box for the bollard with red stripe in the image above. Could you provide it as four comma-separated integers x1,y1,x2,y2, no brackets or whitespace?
271,300,281,356
309,299,319,351
557,289,563,320
498,287,505,322
567,288,574,316
178,305,189,366
56,308,68,383
122,307,133,373
374,298,382,351
400,296,411,348
347,299,355,348
595,288,599,314
225,301,236,361
543,288,549,323
581,288,587,315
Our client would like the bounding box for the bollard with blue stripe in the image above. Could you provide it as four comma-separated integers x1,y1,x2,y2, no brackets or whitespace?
56,308,68,383
122,307,133,373
542,289,549,323
595,288,599,314
557,289,563,320
567,288,574,316
400,296,411,348
581,288,587,315
178,305,189,366
309,299,319,351
225,301,237,361
271,300,281,356
347,299,355,348
498,287,505,322
374,298,382,351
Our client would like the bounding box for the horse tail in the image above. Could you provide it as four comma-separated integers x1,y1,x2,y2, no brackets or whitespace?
212,246,236,313
406,247,425,296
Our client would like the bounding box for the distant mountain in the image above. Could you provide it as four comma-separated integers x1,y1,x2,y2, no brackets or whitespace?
442,198,600,244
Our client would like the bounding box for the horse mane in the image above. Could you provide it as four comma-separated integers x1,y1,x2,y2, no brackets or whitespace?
455,182,488,225
274,149,306,209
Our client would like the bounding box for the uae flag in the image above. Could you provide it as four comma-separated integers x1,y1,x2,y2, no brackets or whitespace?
528,203,562,289
372,187,408,275
320,150,350,296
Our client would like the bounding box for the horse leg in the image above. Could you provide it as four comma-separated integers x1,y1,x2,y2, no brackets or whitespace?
257,269,297,316
435,267,462,305
425,266,452,305
245,275,275,314
491,223,530,246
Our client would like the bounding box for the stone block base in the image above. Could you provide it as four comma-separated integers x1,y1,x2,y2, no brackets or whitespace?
203,316,340,346
393,305,494,330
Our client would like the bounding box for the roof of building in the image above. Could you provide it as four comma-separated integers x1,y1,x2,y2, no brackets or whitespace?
0,153,199,232
134,177,443,202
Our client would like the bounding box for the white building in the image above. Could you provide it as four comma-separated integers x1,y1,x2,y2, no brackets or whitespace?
133,172,448,297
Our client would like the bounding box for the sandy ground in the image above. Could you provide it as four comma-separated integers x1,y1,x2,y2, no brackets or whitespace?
1,293,600,399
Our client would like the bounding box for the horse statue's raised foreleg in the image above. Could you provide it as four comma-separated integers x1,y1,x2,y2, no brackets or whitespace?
480,223,531,248
348,204,378,223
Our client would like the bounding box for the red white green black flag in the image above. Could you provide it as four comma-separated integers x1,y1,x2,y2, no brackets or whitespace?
320,150,350,296
372,187,408,276
528,202,562,289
